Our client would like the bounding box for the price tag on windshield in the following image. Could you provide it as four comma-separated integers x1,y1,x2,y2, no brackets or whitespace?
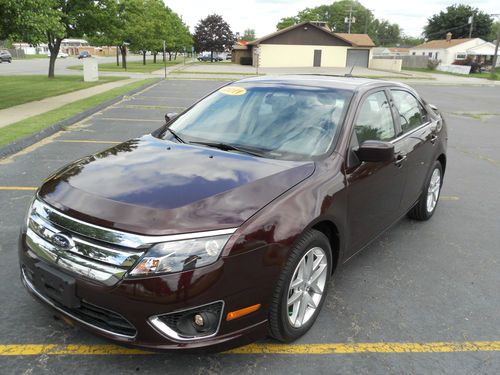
219,86,247,96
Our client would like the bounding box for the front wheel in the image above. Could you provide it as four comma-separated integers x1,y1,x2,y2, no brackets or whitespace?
268,229,332,342
408,161,443,220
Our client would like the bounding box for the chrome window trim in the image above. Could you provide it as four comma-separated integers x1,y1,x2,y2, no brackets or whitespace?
21,268,136,341
33,197,238,249
148,300,225,342
389,121,431,144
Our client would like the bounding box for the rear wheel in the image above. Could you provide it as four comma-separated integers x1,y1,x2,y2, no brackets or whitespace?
268,229,332,342
408,161,442,220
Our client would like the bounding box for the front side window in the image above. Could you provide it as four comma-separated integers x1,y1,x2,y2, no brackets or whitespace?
161,83,353,160
354,91,396,144
391,90,427,133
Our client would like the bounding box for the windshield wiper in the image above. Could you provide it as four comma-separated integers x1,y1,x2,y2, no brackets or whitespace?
189,141,268,157
165,127,185,143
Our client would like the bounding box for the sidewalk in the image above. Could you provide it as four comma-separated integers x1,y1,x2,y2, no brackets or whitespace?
0,78,140,129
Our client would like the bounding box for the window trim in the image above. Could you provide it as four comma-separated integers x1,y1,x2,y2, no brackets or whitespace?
344,87,400,168
387,88,432,142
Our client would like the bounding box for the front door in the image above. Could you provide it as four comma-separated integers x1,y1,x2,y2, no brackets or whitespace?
345,90,406,256
313,50,322,67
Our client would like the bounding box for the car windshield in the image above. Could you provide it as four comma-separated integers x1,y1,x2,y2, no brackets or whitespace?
160,83,353,161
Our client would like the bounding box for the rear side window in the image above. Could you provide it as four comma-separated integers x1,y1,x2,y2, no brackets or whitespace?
354,91,396,144
391,90,427,133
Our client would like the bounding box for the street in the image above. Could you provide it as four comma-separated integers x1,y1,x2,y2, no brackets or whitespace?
0,79,499,374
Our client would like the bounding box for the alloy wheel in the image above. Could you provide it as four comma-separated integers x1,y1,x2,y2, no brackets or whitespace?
426,168,441,213
287,247,328,328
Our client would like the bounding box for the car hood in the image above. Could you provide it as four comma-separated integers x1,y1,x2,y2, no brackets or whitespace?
39,135,315,235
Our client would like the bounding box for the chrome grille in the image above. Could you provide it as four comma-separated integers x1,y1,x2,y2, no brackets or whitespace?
26,199,146,285
25,198,238,286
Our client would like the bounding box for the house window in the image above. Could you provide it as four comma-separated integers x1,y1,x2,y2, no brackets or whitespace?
435,52,439,59
428,52,432,57
422,52,425,55
412,52,416,55
456,53,466,60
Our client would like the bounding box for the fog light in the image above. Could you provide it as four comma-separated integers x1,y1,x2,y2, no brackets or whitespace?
194,313,205,327
150,302,224,340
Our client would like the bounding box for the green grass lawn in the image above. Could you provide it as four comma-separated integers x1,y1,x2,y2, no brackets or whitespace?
0,75,126,110
0,78,158,148
68,59,181,73
14,54,49,59
403,67,500,80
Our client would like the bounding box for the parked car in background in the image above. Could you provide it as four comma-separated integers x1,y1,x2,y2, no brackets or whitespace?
197,52,224,62
78,51,91,59
19,76,447,352
0,50,12,63
47,51,69,58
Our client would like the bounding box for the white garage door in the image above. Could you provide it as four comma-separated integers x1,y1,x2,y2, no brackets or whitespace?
346,49,369,67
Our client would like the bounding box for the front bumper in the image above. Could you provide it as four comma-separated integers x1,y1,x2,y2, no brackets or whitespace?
19,232,281,351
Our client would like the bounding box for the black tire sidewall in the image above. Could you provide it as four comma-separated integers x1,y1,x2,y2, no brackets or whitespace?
277,231,332,341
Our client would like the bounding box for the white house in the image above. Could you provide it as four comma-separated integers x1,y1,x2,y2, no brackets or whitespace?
409,33,499,66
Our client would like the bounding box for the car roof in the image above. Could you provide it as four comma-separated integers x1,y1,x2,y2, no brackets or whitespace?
236,74,409,92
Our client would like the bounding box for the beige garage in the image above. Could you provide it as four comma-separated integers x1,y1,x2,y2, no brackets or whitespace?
238,21,374,68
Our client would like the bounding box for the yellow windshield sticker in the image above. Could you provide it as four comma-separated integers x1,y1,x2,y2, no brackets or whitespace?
219,86,247,96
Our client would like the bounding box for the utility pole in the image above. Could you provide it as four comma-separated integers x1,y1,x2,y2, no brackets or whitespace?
491,14,500,80
163,40,167,79
468,15,474,38
344,5,357,33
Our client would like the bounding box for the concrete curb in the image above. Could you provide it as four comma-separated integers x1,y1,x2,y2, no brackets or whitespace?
0,78,161,159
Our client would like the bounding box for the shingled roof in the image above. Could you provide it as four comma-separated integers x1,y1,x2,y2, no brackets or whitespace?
247,22,374,47
413,38,474,49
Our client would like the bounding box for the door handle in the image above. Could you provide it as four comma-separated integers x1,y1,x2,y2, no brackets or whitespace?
394,154,407,167
430,134,438,144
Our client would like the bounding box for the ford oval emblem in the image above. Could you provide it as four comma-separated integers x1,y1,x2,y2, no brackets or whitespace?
51,233,74,250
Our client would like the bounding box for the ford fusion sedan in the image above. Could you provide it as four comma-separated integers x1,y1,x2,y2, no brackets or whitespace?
19,75,447,352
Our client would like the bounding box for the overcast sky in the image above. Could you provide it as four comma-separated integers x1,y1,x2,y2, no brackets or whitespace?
166,0,499,38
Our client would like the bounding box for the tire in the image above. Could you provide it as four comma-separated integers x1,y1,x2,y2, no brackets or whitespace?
268,229,332,342
407,160,443,221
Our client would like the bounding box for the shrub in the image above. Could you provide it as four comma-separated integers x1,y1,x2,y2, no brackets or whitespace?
427,59,440,70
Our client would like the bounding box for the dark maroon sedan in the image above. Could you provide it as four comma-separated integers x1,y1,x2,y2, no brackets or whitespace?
19,75,447,351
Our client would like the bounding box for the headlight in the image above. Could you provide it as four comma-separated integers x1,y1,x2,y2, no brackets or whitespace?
128,235,231,276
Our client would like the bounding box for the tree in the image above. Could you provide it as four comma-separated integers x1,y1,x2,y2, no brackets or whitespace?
489,21,500,42
276,16,298,30
240,29,256,42
424,5,493,40
399,34,425,47
193,14,235,61
1,0,111,78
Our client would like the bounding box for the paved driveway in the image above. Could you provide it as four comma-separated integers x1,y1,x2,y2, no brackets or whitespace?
0,81,499,374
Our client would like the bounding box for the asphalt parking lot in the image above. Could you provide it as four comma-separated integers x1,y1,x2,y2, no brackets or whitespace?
0,80,499,374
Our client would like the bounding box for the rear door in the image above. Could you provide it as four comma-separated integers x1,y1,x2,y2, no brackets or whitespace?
388,89,437,211
345,89,407,256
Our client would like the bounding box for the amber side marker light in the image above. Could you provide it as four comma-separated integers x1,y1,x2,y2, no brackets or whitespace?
226,304,261,321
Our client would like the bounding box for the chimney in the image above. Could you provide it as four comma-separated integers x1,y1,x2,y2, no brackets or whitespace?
446,32,452,42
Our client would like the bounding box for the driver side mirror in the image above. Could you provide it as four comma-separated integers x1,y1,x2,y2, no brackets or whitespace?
355,140,394,163
165,112,178,123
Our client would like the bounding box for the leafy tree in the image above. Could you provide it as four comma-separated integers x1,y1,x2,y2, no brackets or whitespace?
424,5,493,40
241,29,256,42
193,14,235,61
399,34,425,47
1,0,111,78
276,16,298,30
489,21,500,42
